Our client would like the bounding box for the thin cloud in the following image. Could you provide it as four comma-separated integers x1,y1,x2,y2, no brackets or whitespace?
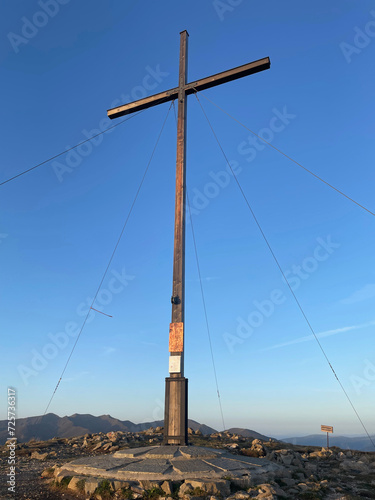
262,320,375,351
341,284,375,304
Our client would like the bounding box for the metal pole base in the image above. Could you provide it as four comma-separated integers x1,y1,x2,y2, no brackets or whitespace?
163,377,188,445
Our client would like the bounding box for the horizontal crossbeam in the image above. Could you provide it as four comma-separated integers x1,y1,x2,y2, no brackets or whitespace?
107,57,270,120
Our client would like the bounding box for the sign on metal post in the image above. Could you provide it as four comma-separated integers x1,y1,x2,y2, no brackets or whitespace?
321,425,333,449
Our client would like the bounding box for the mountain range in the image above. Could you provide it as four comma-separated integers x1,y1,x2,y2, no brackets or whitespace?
1,414,373,451
0,413,217,444
282,434,375,452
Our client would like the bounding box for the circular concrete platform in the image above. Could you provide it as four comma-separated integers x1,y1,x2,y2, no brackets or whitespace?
62,445,279,481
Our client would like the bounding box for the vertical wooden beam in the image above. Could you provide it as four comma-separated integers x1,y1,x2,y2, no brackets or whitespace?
172,30,188,345
164,30,189,446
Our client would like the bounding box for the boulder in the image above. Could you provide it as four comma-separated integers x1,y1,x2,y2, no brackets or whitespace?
106,431,118,441
255,483,279,499
84,477,101,495
54,468,72,482
188,480,230,497
139,480,162,490
278,453,293,466
67,476,86,492
178,482,193,496
41,467,55,478
161,481,173,495
297,483,309,491
31,451,49,460
228,492,250,499
340,459,370,473
230,478,252,490
112,480,133,491
278,478,295,487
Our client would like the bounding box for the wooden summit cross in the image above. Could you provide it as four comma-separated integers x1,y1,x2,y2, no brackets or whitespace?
107,31,270,445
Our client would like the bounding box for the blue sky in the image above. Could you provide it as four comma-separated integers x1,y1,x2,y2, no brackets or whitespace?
1,0,375,439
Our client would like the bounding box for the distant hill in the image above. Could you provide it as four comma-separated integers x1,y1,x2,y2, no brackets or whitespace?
282,434,375,452
226,428,271,441
0,414,216,444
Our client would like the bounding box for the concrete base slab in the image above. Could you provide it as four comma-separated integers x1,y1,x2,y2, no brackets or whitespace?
63,445,280,481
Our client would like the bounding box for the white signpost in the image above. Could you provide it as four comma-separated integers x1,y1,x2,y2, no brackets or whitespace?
321,425,333,449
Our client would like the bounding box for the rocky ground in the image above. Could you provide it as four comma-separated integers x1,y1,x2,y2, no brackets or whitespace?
1,427,375,499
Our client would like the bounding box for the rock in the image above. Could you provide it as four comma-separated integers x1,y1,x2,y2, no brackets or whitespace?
83,477,98,495
188,428,195,435
255,483,278,499
293,472,305,482
276,468,291,479
188,480,230,497
178,482,193,496
266,451,277,461
230,478,252,490
155,426,163,432
67,476,86,492
340,459,370,473
161,481,173,495
111,480,132,491
291,456,303,467
278,478,295,487
229,492,250,499
131,485,146,495
270,483,288,498
250,439,267,457
304,462,317,473
297,483,309,491
41,467,55,478
279,454,293,466
31,451,49,460
54,470,72,485
139,480,162,490
287,488,300,496
106,431,118,441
